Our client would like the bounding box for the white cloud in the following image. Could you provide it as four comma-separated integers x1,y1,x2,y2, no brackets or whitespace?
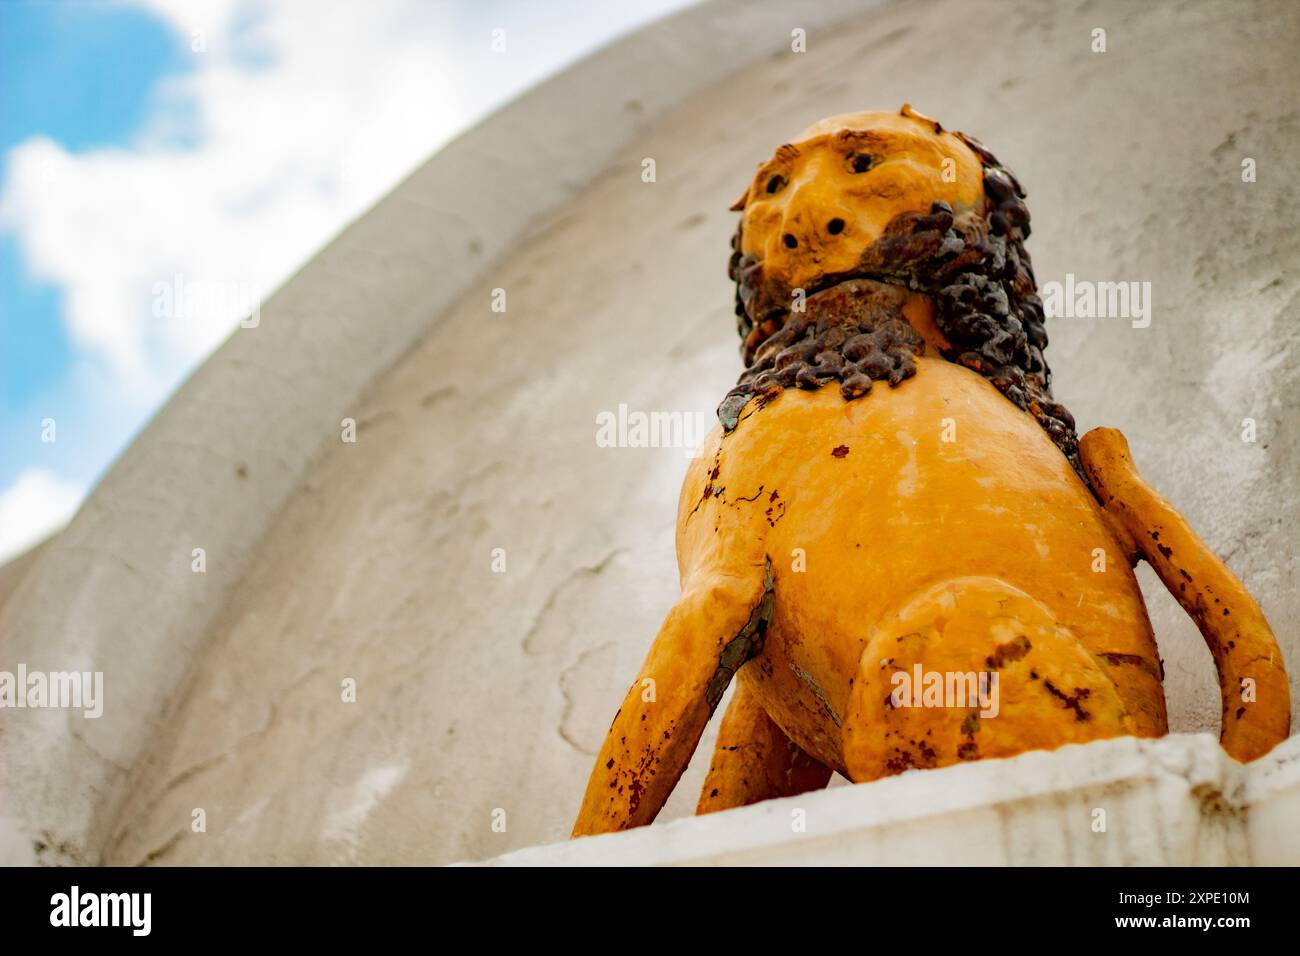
2,0,698,390
2,0,476,396
0,469,85,563
0,0,697,561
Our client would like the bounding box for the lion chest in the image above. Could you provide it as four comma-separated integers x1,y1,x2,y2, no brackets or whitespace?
684,358,1156,769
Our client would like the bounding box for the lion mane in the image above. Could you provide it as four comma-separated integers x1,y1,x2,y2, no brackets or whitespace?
723,130,1080,473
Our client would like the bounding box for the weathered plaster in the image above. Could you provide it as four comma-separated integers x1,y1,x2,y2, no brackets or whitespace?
1,0,1296,865
481,734,1300,866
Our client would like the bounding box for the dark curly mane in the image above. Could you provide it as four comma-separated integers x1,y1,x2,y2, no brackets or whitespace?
723,131,1080,474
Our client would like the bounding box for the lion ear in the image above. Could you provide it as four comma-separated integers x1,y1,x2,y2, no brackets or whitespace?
729,186,750,211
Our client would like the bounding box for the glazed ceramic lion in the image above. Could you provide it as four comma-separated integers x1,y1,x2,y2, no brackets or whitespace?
573,106,1289,836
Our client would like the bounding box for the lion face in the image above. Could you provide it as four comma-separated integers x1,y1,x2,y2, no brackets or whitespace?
733,106,985,296
724,107,1081,473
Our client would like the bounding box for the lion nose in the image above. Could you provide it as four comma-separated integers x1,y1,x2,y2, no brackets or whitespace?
778,191,852,253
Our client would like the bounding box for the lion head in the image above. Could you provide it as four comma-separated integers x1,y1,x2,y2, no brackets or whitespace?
723,105,1079,472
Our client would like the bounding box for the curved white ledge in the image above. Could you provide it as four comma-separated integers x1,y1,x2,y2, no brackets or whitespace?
479,734,1300,866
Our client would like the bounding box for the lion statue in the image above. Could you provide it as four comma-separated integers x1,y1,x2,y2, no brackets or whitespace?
573,106,1289,836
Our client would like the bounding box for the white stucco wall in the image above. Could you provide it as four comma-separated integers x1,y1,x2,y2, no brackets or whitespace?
483,734,1300,866
1,0,1296,866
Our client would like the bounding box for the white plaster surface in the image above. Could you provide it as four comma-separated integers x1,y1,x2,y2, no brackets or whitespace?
1,0,1297,866
481,734,1300,866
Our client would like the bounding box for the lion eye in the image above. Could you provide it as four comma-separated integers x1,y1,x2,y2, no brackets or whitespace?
765,174,787,194
851,153,876,174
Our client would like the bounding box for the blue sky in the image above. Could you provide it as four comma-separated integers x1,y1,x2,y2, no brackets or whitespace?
0,0,697,561
1,2,198,413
